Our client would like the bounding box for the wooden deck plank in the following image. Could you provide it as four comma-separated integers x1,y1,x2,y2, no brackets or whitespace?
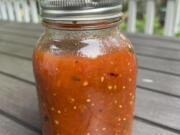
0,27,180,61
0,42,34,58
137,69,180,97
133,120,179,135
1,24,180,60
130,37,180,50
2,36,180,61
0,54,34,82
126,32,180,45
135,45,180,62
1,22,180,134
1,22,180,56
135,88,180,131
1,44,180,99
1,40,180,97
0,114,40,135
1,29,180,63
137,55,180,75
0,34,36,47
1,21,180,50
0,21,43,31
1,45,180,97
0,53,180,131
0,28,41,38
2,21,180,44
1,32,180,76
0,72,179,135
1,36,180,60
0,74,40,129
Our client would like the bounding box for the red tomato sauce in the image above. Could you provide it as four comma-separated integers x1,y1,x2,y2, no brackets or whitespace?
33,44,137,135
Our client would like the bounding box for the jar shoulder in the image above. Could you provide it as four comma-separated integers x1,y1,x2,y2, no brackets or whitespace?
35,31,134,58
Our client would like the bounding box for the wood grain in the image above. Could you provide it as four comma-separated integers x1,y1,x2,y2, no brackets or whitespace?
0,114,40,135
1,29,180,76
0,52,180,131
0,53,34,82
0,74,40,129
137,55,180,75
1,38,180,97
0,72,179,135
1,44,180,97
133,120,179,135
2,21,180,50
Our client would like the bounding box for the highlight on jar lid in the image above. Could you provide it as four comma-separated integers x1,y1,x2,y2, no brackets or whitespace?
40,0,123,22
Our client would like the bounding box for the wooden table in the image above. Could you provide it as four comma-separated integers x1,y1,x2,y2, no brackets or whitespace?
0,21,180,135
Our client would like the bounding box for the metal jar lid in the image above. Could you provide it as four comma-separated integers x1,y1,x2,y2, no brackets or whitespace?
40,0,123,22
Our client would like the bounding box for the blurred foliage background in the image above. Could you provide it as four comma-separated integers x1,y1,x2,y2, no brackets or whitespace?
119,0,180,37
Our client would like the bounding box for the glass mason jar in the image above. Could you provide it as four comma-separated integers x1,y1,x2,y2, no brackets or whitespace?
33,1,137,135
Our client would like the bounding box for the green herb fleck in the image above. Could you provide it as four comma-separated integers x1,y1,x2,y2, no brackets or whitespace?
72,76,81,81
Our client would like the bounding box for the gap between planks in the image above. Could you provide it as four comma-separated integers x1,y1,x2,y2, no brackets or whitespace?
0,108,41,134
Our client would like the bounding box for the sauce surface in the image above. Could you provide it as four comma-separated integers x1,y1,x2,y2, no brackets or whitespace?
33,43,137,135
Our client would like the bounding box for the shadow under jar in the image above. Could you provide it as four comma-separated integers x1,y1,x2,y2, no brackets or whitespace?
33,1,137,135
